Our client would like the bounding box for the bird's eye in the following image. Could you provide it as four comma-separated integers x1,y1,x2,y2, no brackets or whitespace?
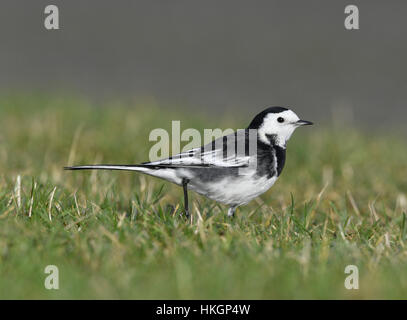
277,117,284,123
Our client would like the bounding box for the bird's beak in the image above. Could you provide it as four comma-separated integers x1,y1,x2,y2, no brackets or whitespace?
296,119,313,126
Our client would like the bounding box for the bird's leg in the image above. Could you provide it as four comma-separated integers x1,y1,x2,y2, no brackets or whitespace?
227,206,237,218
182,178,190,218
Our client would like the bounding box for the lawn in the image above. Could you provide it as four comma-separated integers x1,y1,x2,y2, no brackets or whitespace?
0,94,406,299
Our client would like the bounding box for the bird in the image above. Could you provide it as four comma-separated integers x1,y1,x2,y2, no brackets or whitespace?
65,106,313,218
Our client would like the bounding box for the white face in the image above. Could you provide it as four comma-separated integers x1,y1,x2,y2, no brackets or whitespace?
257,110,302,147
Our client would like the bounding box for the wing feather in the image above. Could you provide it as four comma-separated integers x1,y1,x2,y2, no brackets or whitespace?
145,132,254,168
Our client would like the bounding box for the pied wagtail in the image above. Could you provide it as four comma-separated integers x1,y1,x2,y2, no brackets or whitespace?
65,106,313,217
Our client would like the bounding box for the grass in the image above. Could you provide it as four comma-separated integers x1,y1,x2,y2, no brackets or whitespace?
0,94,407,299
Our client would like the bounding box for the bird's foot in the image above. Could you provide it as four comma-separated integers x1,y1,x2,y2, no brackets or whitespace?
227,207,236,218
180,209,190,219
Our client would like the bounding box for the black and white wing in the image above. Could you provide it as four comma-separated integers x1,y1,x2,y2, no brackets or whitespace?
145,131,255,169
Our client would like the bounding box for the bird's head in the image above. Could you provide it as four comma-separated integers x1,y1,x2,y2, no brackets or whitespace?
248,106,313,147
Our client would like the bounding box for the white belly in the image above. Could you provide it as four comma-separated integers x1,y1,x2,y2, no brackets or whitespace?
190,174,278,206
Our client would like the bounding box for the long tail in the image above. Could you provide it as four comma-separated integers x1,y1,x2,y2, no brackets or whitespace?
64,164,152,172
64,164,182,185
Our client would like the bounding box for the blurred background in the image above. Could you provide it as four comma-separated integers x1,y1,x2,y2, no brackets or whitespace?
0,0,406,128
1,1,407,300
